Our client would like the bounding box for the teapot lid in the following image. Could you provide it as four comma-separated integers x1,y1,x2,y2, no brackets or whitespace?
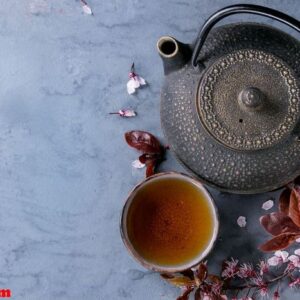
197,49,300,150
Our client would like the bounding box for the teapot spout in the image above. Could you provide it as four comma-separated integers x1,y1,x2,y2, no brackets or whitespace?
157,36,192,75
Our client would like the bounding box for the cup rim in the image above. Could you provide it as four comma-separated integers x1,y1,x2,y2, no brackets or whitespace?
120,171,219,273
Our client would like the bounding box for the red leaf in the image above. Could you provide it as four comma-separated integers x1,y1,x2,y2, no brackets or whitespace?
260,212,300,236
125,131,162,154
177,287,194,300
279,188,291,215
259,232,299,252
289,187,300,227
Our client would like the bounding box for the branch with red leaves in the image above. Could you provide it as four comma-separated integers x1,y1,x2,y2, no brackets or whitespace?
124,130,167,177
259,177,300,252
162,258,300,300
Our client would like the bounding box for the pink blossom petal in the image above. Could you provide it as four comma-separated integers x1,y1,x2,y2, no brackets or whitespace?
82,4,93,15
275,250,289,262
132,159,145,169
137,75,146,85
127,79,137,94
267,256,281,266
288,254,300,267
237,216,247,227
294,249,300,256
296,238,300,243
132,78,141,88
262,199,274,210
258,260,269,275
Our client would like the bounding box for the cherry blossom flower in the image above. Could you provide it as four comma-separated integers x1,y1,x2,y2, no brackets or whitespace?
237,216,247,227
296,237,300,243
258,260,269,276
289,277,300,288
132,159,145,169
238,263,256,278
268,251,289,266
109,109,137,118
273,291,280,300
127,63,146,94
222,258,239,278
81,0,93,15
262,199,274,210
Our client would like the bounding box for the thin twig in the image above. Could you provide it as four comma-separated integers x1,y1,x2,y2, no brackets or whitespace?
225,271,292,290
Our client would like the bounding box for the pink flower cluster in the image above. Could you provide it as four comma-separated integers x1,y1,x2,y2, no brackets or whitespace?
218,250,300,299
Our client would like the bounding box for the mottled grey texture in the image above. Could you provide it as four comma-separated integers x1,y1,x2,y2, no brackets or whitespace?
0,0,300,299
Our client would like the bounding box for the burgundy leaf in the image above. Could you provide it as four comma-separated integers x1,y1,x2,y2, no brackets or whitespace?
125,131,162,154
289,187,300,227
279,188,291,215
177,287,194,300
259,232,299,252
196,263,207,282
260,212,300,236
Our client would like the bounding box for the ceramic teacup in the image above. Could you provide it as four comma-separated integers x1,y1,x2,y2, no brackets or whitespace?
120,172,219,273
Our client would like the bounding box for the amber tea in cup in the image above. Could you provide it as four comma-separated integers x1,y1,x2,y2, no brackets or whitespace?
120,172,219,272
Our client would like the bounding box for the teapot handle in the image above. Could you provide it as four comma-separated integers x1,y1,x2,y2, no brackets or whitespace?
192,4,300,68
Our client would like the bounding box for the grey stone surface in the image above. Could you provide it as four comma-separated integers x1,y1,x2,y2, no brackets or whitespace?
1,0,300,299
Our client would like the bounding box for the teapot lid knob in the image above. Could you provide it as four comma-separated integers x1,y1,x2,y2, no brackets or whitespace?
239,87,264,111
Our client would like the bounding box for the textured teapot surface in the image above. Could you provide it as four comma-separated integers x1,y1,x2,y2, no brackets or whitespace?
159,20,300,193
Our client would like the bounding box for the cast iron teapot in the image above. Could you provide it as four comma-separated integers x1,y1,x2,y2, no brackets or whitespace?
157,4,300,194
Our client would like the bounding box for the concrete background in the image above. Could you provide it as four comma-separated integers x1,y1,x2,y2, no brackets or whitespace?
0,0,299,299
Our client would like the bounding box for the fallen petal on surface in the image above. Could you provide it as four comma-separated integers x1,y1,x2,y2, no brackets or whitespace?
262,200,274,210
237,216,247,227
132,159,145,169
